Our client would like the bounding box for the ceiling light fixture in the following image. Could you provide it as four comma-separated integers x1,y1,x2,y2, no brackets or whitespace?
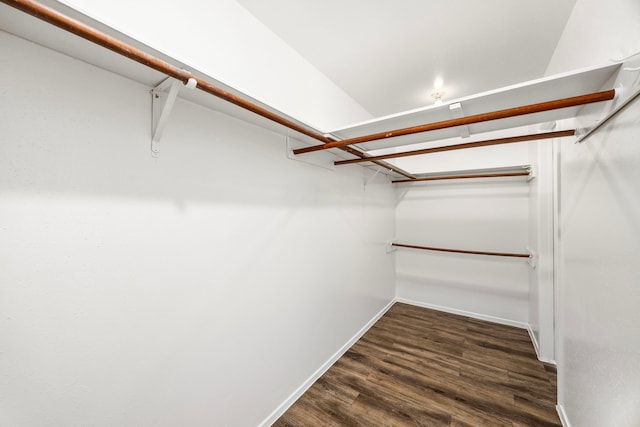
431,91,444,106
432,76,445,105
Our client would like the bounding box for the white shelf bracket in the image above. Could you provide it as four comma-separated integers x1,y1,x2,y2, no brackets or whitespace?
364,166,383,189
395,188,409,206
449,103,470,138
151,77,196,157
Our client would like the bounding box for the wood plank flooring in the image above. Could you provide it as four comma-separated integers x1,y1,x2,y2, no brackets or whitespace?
274,303,560,426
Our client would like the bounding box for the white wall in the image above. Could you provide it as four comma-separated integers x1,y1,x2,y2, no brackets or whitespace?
395,144,531,325
54,0,373,131
527,135,557,362
0,32,396,427
546,0,640,74
546,0,640,425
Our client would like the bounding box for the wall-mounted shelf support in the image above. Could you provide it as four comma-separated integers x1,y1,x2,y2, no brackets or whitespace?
449,103,470,138
364,167,383,189
151,77,196,157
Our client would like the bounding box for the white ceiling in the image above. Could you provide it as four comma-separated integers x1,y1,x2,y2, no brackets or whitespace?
236,0,578,118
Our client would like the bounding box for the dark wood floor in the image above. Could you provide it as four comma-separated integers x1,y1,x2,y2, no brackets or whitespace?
274,303,560,427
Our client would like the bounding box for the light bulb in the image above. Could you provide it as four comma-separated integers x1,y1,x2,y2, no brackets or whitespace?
431,91,444,106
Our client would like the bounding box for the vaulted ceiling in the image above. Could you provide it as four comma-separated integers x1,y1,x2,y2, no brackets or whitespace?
237,0,578,118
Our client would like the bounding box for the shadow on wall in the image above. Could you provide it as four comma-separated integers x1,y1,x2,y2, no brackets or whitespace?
396,272,529,300
0,94,387,208
397,180,530,202
562,118,640,240
0,32,393,209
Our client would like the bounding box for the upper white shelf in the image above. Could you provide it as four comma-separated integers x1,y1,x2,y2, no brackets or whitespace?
329,64,621,151
0,0,623,157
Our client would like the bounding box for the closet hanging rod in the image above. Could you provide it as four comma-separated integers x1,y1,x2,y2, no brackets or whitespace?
392,243,530,258
335,130,575,166
293,90,615,155
392,171,529,184
1,0,417,179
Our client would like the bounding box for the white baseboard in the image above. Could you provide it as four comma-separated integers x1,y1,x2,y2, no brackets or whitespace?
258,298,396,427
396,297,529,330
527,324,556,365
527,324,542,359
556,404,571,427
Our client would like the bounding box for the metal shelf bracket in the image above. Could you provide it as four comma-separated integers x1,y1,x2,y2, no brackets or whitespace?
449,102,470,138
364,166,383,189
151,77,196,157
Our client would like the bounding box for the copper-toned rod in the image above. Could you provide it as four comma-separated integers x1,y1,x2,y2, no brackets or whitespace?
392,243,530,258
1,0,331,144
335,130,575,166
338,146,416,179
294,90,615,155
392,171,530,184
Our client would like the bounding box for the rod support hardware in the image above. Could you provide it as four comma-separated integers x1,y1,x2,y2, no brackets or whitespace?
527,166,536,181
185,77,197,90
364,167,383,189
449,102,470,138
386,241,398,253
527,248,537,269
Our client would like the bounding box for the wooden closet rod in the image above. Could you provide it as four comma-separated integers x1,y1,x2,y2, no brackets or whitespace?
392,170,529,184
2,0,417,179
392,243,530,258
335,130,575,166
293,90,615,155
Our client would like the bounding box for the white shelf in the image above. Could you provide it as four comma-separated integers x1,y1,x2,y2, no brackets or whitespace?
0,0,625,158
329,63,621,151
